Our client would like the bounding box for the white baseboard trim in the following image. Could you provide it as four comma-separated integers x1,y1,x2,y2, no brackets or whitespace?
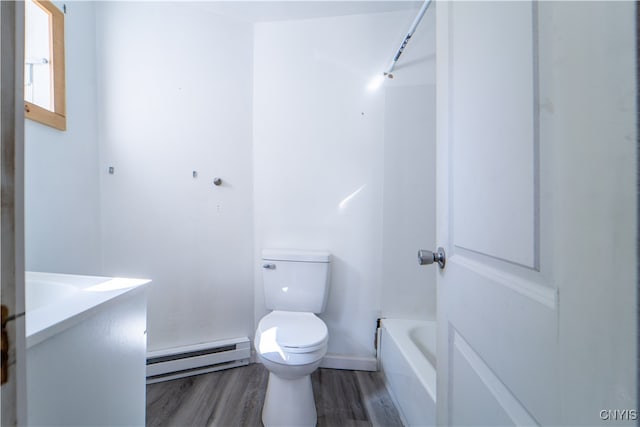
319,354,377,371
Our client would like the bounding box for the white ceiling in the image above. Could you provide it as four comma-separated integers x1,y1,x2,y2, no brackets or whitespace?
186,1,423,23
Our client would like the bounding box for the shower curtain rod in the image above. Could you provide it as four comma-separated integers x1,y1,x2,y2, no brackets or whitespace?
384,0,433,79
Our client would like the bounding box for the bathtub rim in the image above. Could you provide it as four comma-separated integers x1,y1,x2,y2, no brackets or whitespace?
380,318,437,401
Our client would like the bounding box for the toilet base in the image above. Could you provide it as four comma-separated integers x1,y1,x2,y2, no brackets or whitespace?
262,372,317,427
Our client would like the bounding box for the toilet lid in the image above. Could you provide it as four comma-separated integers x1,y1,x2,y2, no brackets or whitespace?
257,311,328,352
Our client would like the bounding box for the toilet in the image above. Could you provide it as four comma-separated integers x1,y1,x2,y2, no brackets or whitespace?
254,249,331,427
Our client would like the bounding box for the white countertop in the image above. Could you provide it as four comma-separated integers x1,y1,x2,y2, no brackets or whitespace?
26,271,150,348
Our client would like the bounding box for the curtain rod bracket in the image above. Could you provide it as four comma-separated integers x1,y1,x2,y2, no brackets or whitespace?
384,0,432,77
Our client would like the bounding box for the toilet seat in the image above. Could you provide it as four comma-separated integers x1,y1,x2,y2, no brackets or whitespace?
255,311,328,365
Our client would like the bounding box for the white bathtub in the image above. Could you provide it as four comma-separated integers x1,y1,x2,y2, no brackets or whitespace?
380,319,437,426
26,271,150,426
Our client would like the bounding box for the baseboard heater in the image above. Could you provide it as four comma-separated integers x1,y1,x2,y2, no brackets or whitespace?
146,337,250,384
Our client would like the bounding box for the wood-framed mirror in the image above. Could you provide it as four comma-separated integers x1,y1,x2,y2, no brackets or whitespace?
24,0,66,131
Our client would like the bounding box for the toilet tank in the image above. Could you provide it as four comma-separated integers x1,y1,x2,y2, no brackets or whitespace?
262,249,331,313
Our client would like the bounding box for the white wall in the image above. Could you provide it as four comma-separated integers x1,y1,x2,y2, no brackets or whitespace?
25,1,102,275
95,2,255,352
25,2,436,358
253,8,434,361
381,0,436,321
382,84,436,320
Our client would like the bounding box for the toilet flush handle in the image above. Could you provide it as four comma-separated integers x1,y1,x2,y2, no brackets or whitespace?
262,263,276,269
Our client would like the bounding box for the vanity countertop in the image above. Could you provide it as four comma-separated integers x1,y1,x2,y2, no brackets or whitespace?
26,271,150,348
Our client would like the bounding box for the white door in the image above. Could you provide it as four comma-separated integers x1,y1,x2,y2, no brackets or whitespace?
435,1,636,425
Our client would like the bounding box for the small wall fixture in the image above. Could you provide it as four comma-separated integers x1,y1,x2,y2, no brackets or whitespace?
213,177,222,186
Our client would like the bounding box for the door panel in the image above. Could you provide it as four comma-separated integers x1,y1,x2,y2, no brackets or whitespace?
437,1,557,425
451,1,537,269
450,329,536,426
437,1,637,425
443,258,557,424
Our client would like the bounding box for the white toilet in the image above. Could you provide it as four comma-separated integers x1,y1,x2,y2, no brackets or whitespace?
254,249,331,427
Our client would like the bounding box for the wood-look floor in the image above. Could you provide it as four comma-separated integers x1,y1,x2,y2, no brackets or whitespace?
146,363,403,427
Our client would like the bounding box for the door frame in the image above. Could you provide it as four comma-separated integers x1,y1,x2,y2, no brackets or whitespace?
1,1,26,425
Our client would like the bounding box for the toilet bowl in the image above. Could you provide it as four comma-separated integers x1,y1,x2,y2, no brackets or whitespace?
255,310,328,426
256,249,331,427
